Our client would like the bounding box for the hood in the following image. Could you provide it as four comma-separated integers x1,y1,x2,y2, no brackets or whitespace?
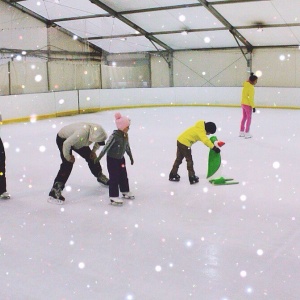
195,120,205,129
89,124,107,142
243,81,252,87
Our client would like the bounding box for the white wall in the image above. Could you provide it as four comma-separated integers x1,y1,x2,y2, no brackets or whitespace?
0,91,78,121
0,87,299,122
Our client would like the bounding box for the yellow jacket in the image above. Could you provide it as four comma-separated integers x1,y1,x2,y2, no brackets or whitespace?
177,120,214,149
241,81,255,107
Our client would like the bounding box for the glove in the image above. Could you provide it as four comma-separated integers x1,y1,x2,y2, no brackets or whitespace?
90,152,97,160
253,108,256,113
67,155,75,163
212,146,221,153
130,158,134,165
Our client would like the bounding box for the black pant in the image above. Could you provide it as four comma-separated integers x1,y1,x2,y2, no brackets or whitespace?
170,141,195,177
53,135,102,188
0,138,7,194
107,156,129,197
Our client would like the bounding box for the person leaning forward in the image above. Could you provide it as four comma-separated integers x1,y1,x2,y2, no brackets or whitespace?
169,120,220,184
48,122,109,204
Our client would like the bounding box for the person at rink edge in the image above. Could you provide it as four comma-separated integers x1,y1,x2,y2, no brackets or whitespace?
0,113,10,200
48,122,109,204
169,120,220,184
94,112,134,206
239,72,258,139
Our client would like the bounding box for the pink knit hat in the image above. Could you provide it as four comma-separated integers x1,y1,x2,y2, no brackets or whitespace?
115,112,130,130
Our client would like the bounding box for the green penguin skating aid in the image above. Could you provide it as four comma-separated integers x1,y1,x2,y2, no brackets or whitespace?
206,136,224,178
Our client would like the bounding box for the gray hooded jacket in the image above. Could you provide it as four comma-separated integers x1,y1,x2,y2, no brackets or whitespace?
98,130,133,161
58,122,107,161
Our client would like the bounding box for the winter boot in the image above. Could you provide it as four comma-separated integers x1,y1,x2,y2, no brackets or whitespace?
48,182,65,204
97,172,110,185
122,191,135,200
169,173,180,182
189,175,199,185
110,197,123,206
0,192,10,200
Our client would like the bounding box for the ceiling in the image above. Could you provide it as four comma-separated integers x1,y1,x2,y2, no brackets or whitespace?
3,0,300,54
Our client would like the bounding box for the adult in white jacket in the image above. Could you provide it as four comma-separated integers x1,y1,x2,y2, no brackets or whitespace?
48,122,108,204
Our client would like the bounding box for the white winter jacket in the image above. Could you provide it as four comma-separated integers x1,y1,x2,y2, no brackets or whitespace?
58,122,107,161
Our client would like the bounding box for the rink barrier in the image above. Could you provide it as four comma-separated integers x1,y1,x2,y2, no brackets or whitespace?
0,87,300,124
3,103,299,125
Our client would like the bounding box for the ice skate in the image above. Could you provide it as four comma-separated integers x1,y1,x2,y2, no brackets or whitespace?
239,131,245,137
110,197,123,206
48,182,65,205
122,192,135,200
0,192,10,200
189,175,199,185
97,173,110,186
244,132,252,139
169,173,180,182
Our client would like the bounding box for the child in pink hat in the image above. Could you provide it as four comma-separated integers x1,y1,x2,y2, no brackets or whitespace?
95,112,134,205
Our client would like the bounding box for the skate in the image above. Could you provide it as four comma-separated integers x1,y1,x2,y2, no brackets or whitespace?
122,192,135,200
48,182,65,205
189,175,199,184
110,197,123,206
169,173,180,182
0,192,10,200
239,131,245,137
244,132,252,139
97,173,110,186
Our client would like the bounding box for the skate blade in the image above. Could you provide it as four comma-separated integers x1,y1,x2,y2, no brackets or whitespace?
190,180,199,184
0,196,10,200
110,200,123,206
122,196,135,200
169,178,180,182
48,197,65,205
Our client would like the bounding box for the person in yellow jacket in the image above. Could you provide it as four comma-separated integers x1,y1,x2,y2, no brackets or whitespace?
169,120,220,184
239,73,258,138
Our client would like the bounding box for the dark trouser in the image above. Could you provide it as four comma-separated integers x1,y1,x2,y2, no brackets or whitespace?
52,135,103,188
0,138,7,194
170,141,195,177
107,156,129,197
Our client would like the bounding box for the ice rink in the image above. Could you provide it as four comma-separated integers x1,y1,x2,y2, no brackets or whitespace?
0,106,299,300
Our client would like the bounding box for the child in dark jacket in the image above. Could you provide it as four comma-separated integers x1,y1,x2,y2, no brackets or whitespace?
95,112,134,205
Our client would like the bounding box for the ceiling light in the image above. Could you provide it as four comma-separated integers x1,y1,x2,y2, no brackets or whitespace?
204,37,211,43
255,70,262,77
179,15,186,22
279,54,286,61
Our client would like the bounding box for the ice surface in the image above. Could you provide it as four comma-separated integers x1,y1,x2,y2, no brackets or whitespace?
0,106,299,299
